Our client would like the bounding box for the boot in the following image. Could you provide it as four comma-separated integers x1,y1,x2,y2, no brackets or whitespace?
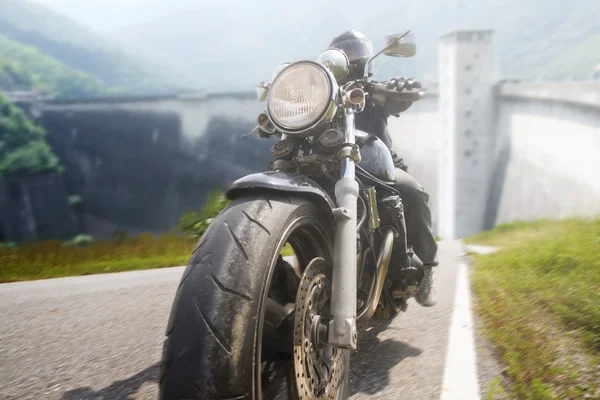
415,266,437,307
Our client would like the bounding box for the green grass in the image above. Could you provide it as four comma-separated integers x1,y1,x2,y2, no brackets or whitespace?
464,218,590,248
2,180,298,284
485,378,509,400
469,217,600,399
0,234,197,283
1,231,297,283
280,243,295,257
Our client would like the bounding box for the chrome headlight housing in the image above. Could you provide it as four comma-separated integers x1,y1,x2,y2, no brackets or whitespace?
272,62,291,80
267,61,338,135
255,63,292,102
317,48,349,83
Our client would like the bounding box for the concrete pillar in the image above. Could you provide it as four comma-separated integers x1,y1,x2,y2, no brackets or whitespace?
438,30,495,239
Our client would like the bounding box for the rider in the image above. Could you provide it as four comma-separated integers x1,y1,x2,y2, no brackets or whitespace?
329,30,438,307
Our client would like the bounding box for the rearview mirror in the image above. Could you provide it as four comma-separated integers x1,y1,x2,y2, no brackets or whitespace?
362,30,416,79
256,79,271,102
384,32,416,58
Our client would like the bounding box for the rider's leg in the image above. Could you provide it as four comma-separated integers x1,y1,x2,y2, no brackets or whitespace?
394,168,438,307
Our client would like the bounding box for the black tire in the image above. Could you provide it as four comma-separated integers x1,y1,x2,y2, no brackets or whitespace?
159,193,349,399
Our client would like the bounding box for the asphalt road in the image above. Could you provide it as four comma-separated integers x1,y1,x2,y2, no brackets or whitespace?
0,240,499,400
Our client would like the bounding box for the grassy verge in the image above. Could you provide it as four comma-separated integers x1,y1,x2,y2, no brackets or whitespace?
0,234,198,283
0,188,231,283
467,218,600,399
1,234,300,283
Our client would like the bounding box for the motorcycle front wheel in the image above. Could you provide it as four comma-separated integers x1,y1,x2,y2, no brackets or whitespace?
159,193,350,400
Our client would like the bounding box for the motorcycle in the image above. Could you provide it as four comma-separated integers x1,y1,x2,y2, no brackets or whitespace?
160,31,426,400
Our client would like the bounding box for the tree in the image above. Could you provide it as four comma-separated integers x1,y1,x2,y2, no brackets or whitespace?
0,90,62,177
178,189,230,237
0,60,34,90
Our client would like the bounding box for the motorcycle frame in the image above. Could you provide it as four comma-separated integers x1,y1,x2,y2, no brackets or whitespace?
229,34,419,350
229,107,401,351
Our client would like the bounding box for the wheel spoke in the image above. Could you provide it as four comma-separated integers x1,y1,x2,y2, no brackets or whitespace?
258,216,337,399
265,298,295,333
263,298,295,357
286,365,300,400
262,360,295,400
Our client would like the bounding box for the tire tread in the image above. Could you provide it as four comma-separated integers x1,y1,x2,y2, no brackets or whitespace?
160,194,327,399
209,274,253,302
192,296,232,355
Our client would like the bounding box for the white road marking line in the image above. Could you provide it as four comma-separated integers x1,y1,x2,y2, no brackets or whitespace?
440,263,480,400
464,244,499,255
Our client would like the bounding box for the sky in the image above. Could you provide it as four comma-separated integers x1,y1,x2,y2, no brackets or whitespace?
30,0,213,32
35,0,147,4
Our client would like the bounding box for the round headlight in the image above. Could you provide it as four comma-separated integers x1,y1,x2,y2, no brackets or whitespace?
267,62,333,132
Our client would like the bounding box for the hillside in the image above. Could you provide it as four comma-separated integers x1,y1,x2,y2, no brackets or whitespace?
108,0,600,91
0,0,198,98
7,0,599,96
0,34,110,98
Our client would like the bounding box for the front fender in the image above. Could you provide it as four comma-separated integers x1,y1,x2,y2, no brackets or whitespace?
226,171,335,213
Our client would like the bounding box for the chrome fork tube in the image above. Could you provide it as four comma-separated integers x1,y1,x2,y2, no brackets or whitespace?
339,112,355,179
329,109,359,349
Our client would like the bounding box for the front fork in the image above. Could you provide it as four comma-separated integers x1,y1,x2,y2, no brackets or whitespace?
329,109,359,349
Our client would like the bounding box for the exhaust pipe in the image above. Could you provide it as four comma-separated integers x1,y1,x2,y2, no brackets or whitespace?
357,226,395,322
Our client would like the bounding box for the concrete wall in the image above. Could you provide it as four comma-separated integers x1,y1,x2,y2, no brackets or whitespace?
39,90,443,238
41,93,273,238
390,75,600,239
433,34,600,238
437,30,496,239
0,174,77,242
28,38,600,240
487,83,600,227
397,79,600,238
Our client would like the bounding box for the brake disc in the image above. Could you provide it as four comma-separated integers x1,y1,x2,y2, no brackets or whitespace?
293,257,345,400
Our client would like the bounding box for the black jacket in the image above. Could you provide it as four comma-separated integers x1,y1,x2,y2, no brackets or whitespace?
355,94,411,172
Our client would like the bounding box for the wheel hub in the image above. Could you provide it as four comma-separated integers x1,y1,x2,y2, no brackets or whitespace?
293,258,344,400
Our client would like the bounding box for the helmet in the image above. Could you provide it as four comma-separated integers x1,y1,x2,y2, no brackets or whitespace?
329,30,374,80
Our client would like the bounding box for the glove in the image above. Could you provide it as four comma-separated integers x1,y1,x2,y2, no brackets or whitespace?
385,76,422,92
391,150,409,172
382,77,422,117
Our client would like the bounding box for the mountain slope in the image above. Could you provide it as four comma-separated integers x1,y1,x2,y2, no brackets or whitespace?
110,0,600,91
0,34,110,97
0,0,198,97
